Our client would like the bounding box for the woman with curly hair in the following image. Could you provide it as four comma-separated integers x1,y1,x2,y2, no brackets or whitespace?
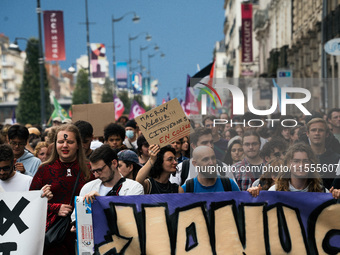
136,144,183,194
33,141,49,163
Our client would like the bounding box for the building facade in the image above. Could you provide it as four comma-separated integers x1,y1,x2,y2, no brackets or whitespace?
0,34,25,102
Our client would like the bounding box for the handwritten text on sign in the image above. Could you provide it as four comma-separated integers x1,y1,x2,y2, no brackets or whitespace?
91,192,340,255
135,99,190,147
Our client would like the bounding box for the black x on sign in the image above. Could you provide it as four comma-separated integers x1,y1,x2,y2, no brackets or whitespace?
0,197,30,235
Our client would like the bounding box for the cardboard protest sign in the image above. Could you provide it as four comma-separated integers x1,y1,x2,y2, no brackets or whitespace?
135,98,190,147
86,192,340,255
0,191,47,255
72,103,115,137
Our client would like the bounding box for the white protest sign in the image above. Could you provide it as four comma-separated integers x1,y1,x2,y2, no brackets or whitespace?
75,196,94,255
0,191,47,255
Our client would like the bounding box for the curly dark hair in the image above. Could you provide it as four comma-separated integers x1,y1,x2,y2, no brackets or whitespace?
149,145,176,179
0,144,14,162
104,123,125,141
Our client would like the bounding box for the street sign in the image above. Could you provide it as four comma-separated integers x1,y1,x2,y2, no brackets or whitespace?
277,68,293,87
324,38,340,56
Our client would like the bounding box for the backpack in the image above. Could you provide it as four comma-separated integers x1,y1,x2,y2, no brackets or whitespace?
180,159,225,186
185,177,231,193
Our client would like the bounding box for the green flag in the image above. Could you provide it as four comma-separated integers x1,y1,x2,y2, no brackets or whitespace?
51,96,70,121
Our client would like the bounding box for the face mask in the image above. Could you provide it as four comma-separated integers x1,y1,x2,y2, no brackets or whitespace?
126,130,135,139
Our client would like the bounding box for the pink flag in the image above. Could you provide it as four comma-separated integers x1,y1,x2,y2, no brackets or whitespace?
114,94,125,121
162,99,166,104
185,87,199,115
129,100,145,119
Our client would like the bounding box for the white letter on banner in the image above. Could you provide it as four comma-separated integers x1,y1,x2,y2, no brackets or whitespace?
176,206,213,254
144,206,171,254
214,205,244,253
114,205,141,255
267,207,307,254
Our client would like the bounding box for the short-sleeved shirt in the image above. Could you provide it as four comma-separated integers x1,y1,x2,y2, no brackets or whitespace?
182,177,240,193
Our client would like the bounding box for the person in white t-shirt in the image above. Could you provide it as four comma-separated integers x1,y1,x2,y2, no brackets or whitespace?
0,144,52,198
80,144,144,203
0,143,33,191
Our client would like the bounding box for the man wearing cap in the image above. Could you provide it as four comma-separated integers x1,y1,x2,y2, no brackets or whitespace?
79,144,144,204
52,116,62,127
26,127,41,153
124,119,138,151
8,125,41,177
117,150,142,180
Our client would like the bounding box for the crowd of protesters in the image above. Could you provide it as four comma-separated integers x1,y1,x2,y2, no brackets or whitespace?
1,109,340,254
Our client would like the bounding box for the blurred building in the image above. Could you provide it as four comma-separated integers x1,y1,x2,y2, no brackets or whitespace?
224,0,259,79
76,55,109,103
0,34,25,102
254,0,292,77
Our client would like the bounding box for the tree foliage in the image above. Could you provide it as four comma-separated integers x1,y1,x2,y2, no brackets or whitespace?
118,91,151,114
118,90,131,115
101,78,114,102
72,69,90,105
17,38,51,125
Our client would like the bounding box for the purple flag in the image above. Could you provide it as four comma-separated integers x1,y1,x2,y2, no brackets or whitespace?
129,100,145,119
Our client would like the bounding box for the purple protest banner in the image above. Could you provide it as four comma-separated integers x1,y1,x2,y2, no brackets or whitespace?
91,191,340,254
129,100,145,119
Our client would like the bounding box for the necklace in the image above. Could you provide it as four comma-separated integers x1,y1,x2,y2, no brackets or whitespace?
60,160,77,177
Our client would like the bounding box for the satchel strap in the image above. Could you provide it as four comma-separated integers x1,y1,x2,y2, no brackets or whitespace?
69,169,81,205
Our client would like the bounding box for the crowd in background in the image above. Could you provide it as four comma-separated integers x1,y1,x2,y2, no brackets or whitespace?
1,109,340,254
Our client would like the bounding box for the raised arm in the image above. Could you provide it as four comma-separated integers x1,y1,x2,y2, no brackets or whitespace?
136,144,160,193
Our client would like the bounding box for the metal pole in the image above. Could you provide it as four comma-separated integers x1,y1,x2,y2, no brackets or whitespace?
112,15,116,83
148,54,151,79
140,46,143,74
37,0,46,126
85,0,92,103
128,35,132,94
321,0,328,112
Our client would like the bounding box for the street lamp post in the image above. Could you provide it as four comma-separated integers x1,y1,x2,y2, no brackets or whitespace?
37,0,46,126
112,12,140,83
148,51,165,79
128,32,152,92
140,43,159,74
85,0,92,104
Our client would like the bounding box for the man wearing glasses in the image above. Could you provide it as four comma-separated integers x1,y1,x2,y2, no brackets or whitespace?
8,125,41,176
79,144,144,203
233,130,265,191
0,144,32,191
259,137,288,163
